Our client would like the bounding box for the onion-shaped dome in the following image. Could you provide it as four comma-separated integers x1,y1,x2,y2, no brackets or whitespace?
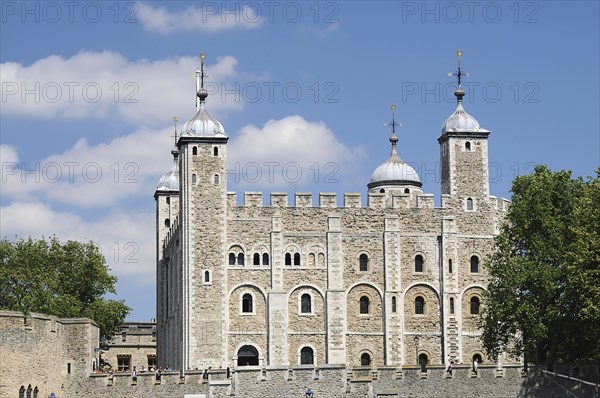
180,89,226,137
156,148,179,191
368,133,422,189
441,89,489,134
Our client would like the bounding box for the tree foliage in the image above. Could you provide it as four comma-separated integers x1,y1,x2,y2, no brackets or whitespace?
482,165,600,368
0,236,130,338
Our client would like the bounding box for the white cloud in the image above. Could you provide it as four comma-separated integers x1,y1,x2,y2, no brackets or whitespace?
1,126,175,208
0,202,155,281
0,51,240,126
137,2,263,34
228,115,366,190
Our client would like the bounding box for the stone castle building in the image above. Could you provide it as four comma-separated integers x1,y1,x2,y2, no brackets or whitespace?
153,51,513,373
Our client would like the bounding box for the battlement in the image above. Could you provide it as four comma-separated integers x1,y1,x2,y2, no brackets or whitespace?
225,191,442,210
163,216,180,250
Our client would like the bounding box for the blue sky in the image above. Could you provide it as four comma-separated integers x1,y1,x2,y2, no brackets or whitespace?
1,1,598,321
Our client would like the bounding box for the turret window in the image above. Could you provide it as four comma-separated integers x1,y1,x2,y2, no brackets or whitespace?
466,197,474,211
204,270,210,283
465,141,471,150
359,253,369,272
213,147,219,156
192,173,197,184
164,218,170,227
404,188,410,194
192,146,198,155
214,174,220,184
470,255,479,273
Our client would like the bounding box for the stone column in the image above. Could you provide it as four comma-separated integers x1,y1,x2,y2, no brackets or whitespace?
384,216,401,365
326,215,346,364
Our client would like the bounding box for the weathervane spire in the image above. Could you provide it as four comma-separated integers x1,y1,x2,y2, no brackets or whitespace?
384,104,401,149
196,51,209,106
448,49,468,102
172,115,179,145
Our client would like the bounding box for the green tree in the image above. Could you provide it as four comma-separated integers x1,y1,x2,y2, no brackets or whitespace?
482,165,600,370
0,236,130,338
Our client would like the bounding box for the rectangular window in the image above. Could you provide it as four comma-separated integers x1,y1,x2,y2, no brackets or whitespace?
148,355,157,368
118,355,131,372
67,363,71,374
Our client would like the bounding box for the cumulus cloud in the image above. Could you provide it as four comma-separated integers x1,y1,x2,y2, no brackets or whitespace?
1,126,175,207
228,115,366,191
0,51,240,126
137,2,263,34
0,202,155,280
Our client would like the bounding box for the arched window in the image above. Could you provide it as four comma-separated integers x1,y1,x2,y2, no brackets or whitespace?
359,296,370,314
379,189,385,193
466,197,474,211
415,296,425,314
361,352,371,366
470,255,479,273
465,141,471,150
415,255,424,273
470,297,480,314
419,354,428,372
204,271,210,283
448,259,453,273
242,293,253,313
301,347,314,365
262,253,269,266
164,218,170,227
318,253,325,267
308,253,315,267
404,188,410,194
238,253,245,266
229,253,236,265
253,253,260,265
391,296,397,313
192,146,198,155
473,353,483,364
294,253,301,266
237,345,259,366
214,174,220,184
19,386,25,398
285,253,292,266
213,147,218,156
359,253,368,271
192,173,197,184
449,297,455,314
301,294,312,314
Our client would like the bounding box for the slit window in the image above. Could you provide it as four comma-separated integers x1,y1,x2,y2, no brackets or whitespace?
450,297,455,314
204,271,210,283
192,173,197,184
448,259,453,274
213,147,218,156
466,197,474,210
391,296,397,313
214,174,219,184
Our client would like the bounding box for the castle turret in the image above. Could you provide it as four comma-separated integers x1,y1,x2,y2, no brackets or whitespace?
438,50,491,208
177,52,229,370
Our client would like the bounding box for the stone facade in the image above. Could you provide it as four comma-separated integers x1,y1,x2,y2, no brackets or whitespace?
155,68,515,374
103,322,157,373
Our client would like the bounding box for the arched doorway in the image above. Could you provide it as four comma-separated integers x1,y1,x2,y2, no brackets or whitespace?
237,345,259,366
